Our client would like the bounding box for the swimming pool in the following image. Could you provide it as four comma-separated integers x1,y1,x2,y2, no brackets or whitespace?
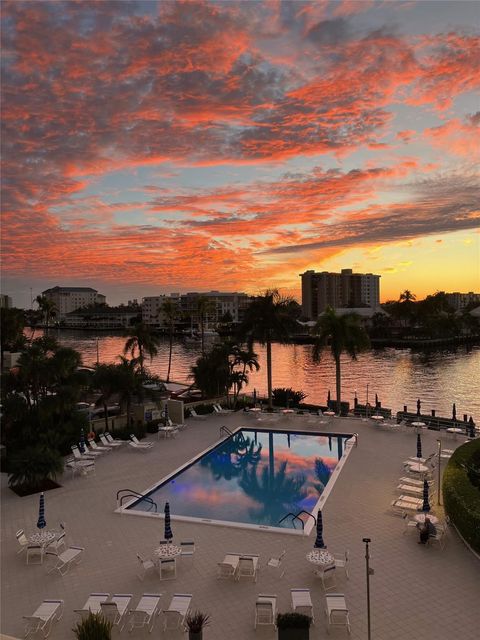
122,428,354,535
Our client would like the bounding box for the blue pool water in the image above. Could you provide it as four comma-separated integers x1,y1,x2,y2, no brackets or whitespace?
127,429,351,530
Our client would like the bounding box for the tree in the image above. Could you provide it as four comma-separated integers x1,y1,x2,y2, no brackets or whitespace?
8,445,64,490
161,299,179,382
228,344,259,405
91,364,121,432
190,343,231,398
238,289,298,409
115,356,144,427
0,307,26,369
123,323,160,375
35,295,57,333
196,296,217,355
312,307,370,415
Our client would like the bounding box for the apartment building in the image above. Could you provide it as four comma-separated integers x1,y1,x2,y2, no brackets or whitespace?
0,294,13,309
42,286,106,320
301,268,380,319
64,305,140,329
142,294,181,327
444,292,480,311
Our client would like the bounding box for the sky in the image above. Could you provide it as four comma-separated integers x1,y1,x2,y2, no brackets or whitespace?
1,0,479,308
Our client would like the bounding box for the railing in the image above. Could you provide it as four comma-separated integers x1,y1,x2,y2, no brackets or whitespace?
278,510,316,530
116,489,157,512
220,425,234,438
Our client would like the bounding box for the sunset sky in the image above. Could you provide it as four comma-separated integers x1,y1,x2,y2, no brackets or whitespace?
2,0,479,308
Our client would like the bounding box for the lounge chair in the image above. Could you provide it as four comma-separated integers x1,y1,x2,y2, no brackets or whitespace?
291,588,314,622
130,434,153,448
26,544,44,565
237,555,260,582
399,476,434,488
46,545,84,575
105,432,125,445
163,594,192,632
255,594,277,629
333,550,349,579
87,438,111,454
100,594,132,632
180,541,195,560
136,553,156,581
16,529,29,555
189,408,207,420
217,562,237,580
24,599,64,639
325,593,351,634
266,550,286,577
46,532,66,555
213,403,233,415
74,593,110,619
391,498,422,513
129,593,162,633
71,444,96,461
99,433,122,448
159,558,177,580
157,424,178,439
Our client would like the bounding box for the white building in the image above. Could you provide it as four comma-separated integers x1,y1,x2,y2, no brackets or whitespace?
142,294,181,327
444,292,480,311
42,286,106,320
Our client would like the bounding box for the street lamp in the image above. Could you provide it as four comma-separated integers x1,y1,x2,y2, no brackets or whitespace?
363,537,374,640
437,439,442,506
366,383,370,418
96,337,99,365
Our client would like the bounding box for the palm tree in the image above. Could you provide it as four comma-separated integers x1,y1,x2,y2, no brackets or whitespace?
123,322,160,375
196,296,217,355
115,356,143,427
161,299,179,382
238,290,298,409
399,290,416,303
313,307,370,415
91,363,121,432
35,295,57,333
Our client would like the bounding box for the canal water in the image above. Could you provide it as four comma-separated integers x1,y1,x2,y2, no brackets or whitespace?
31,330,479,418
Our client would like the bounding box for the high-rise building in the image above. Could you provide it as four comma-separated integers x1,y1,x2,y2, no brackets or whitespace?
42,286,106,320
0,294,13,309
300,269,380,319
444,292,480,311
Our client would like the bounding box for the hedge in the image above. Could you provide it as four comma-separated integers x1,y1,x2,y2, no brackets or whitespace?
442,439,480,554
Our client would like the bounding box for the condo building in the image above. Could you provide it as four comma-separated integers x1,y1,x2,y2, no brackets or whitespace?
42,286,106,320
301,269,381,320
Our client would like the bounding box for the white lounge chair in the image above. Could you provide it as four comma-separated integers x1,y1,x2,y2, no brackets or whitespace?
180,541,195,560
87,438,111,453
237,555,259,582
163,594,192,632
266,550,286,577
16,529,29,554
24,599,64,639
129,593,162,633
291,588,314,622
325,593,351,634
255,594,277,629
136,553,156,581
130,434,153,448
65,456,95,477
159,558,177,580
105,432,125,445
189,408,207,420
71,444,96,461
46,545,84,575
100,594,132,632
217,561,237,580
391,498,422,513
99,433,122,448
214,403,233,415
74,593,109,619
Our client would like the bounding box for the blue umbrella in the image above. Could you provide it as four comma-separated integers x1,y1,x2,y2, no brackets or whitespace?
314,509,326,549
79,428,86,454
416,433,422,459
37,492,46,530
421,479,431,513
164,403,169,427
164,502,173,542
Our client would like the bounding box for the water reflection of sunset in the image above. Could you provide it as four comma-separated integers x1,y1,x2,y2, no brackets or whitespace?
132,430,350,529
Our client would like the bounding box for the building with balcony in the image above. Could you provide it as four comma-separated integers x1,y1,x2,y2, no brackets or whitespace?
42,286,106,320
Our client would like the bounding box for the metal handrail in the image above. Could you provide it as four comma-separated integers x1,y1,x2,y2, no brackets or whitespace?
220,426,234,438
117,489,157,511
278,510,316,530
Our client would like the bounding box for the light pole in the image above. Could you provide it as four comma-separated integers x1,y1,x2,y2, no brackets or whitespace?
96,337,99,365
437,439,442,506
363,537,373,640
366,383,369,418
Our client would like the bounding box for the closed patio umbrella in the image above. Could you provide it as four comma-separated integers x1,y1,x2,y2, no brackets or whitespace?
416,399,421,416
79,428,86,454
452,403,457,422
37,492,46,530
164,403,169,427
327,390,331,405
375,393,379,408
421,479,431,513
416,433,422,459
253,388,257,405
314,510,326,549
164,502,173,543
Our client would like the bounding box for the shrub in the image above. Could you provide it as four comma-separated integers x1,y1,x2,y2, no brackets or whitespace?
272,388,306,408
8,446,64,490
72,612,112,640
443,439,480,553
185,610,211,632
276,612,312,629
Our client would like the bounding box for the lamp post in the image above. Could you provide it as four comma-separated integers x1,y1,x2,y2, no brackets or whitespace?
363,537,373,640
366,383,369,418
96,337,99,365
437,439,442,506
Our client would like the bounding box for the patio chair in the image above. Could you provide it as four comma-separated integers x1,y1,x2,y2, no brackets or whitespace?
24,599,64,639
65,456,95,477
266,550,286,577
99,433,120,448
159,558,177,580
130,434,153,448
16,529,29,554
214,403,233,415
189,408,207,420
163,594,192,632
217,562,237,580
128,593,162,633
74,593,109,619
316,564,337,591
100,594,132,632
180,541,195,560
87,438,111,454
325,593,351,634
105,432,125,445
402,513,419,535
70,444,96,461
254,594,277,629
237,555,259,582
333,550,349,579
136,553,156,581
428,527,447,550
46,545,84,575
26,544,44,565
46,532,66,554
291,588,314,622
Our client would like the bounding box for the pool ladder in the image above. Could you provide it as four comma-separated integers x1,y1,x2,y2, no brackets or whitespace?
220,425,234,438
117,489,158,512
278,510,317,530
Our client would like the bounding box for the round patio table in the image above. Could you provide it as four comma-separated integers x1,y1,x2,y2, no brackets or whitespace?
29,531,56,546
248,407,261,413
411,421,426,430
153,544,181,560
282,409,295,415
371,415,384,421
414,513,439,525
446,428,463,434
324,411,335,417
406,462,429,474
306,549,335,567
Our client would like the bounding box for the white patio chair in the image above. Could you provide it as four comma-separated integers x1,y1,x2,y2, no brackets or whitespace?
214,403,233,415
99,433,121,448
46,545,84,575
315,564,337,591
428,527,447,550
237,555,259,582
163,594,192,632
291,588,314,622
46,531,66,554
24,599,64,639
325,593,351,634
16,529,29,554
130,434,153,448
136,553,156,581
159,558,177,580
26,544,44,565
74,593,110,619
189,408,207,420
70,444,96,461
100,594,132,632
87,438,111,453
105,432,125,444
266,550,286,577
180,541,195,560
333,550,349,579
402,513,419,535
217,562,237,580
65,456,95,477
255,594,277,629
128,593,162,633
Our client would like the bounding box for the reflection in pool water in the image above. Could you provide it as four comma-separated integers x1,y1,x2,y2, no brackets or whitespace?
129,429,350,529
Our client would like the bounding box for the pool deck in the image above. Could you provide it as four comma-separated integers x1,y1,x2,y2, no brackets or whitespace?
1,414,479,639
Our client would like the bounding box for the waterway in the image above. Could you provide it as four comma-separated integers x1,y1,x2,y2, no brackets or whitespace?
30,329,480,418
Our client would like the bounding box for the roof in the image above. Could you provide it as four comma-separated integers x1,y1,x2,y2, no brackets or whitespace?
66,306,139,316
43,286,98,293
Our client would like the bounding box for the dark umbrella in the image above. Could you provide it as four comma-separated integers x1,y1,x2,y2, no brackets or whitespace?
327,390,331,405
375,393,379,408
416,433,422,459
468,417,476,438
314,509,326,548
79,428,86,454
452,403,456,422
37,492,46,530
164,502,173,543
421,479,431,512
164,403,169,427
416,398,421,417
253,388,257,405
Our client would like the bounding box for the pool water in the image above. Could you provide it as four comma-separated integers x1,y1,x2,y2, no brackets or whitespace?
127,429,351,530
